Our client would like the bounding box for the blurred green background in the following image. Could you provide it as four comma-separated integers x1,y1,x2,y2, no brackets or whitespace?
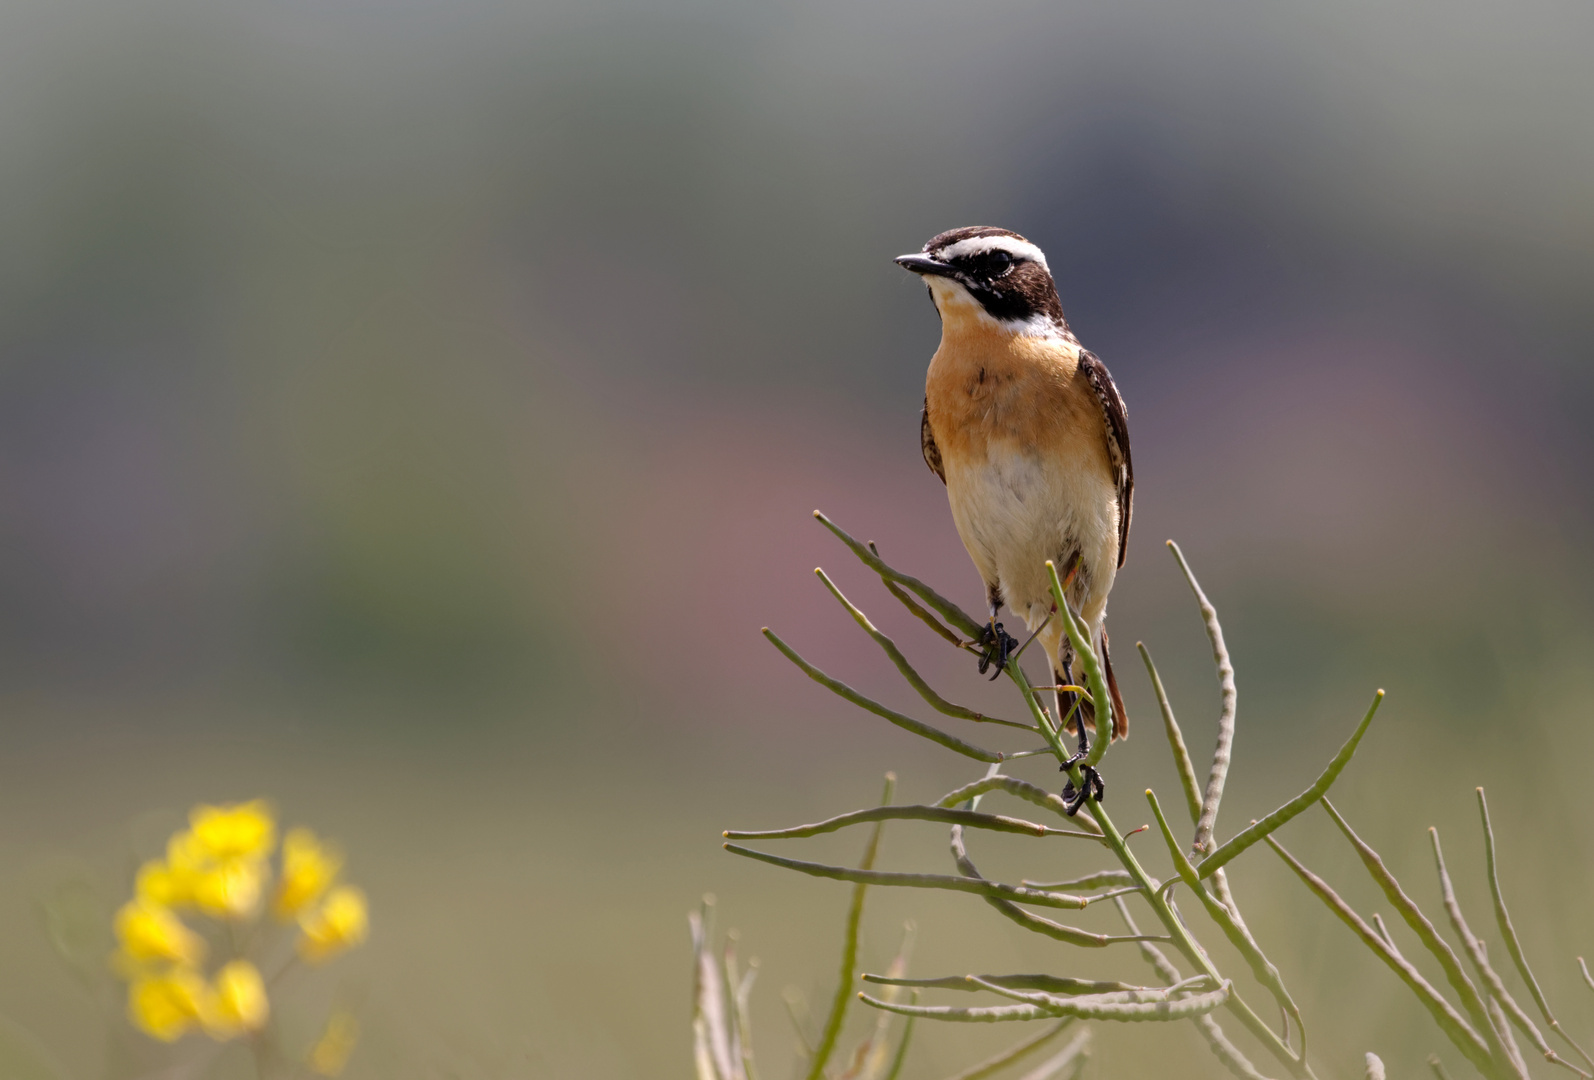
1,0,1592,1076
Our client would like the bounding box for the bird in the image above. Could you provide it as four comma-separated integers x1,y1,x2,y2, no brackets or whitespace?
896,226,1132,813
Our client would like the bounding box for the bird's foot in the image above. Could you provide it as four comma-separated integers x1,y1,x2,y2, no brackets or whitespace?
976,622,1020,681
1060,765,1106,816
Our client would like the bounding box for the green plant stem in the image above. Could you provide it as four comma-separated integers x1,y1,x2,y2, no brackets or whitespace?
815,512,985,639
933,1019,1076,1080
724,845,1094,910
1112,896,1274,1080
1166,540,1236,855
932,774,1103,837
1044,561,1113,770
815,568,1034,730
882,992,918,1080
945,826,1164,947
806,774,894,1080
1075,791,1310,1078
1147,791,1306,1059
965,976,1234,1021
763,629,1004,762
1478,789,1594,1072
864,975,1139,995
1266,835,1495,1077
1321,799,1511,1075
725,805,1088,841
1138,642,1203,825
1022,870,1135,890
1429,828,1591,1078
1197,690,1384,878
868,541,966,648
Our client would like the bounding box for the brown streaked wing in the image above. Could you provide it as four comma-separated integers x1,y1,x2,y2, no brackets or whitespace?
921,398,946,484
1077,351,1133,567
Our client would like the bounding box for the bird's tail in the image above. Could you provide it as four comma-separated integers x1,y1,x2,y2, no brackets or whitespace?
1101,628,1129,741
1058,627,1130,741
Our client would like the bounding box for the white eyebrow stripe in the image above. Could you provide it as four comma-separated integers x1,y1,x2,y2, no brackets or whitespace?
934,235,1049,270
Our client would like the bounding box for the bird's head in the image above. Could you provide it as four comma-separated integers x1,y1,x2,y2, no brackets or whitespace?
896,227,1068,338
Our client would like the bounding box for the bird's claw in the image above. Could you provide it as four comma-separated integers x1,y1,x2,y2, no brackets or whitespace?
976,622,1020,680
1060,764,1106,816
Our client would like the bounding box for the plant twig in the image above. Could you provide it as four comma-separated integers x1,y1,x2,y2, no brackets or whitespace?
1320,799,1511,1074
1138,641,1203,825
864,974,1139,995
945,826,1164,946
815,568,1035,730
929,1018,1075,1080
1015,1031,1092,1080
1021,870,1135,890
862,982,1231,1022
1113,896,1273,1080
868,540,966,648
724,844,1093,910
763,629,1004,762
1044,561,1113,771
815,512,984,639
882,990,918,1080
1371,914,1404,960
1479,788,1594,1072
933,773,1101,838
725,805,1089,841
1070,785,1309,1076
1166,541,1236,855
1266,834,1495,1077
806,774,894,1080
1148,790,1306,1058
1197,691,1384,878
1430,827,1591,1077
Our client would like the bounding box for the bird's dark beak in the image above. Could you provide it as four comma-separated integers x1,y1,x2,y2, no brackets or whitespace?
895,253,956,278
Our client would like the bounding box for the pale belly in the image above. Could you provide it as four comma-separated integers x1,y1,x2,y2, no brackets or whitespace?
945,445,1119,636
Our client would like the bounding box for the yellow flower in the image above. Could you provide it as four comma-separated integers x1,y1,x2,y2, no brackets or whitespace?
128,967,208,1042
202,960,270,1039
135,858,198,908
114,899,206,966
308,1010,360,1076
166,828,209,875
192,857,267,921
297,886,368,963
274,828,343,920
190,800,277,861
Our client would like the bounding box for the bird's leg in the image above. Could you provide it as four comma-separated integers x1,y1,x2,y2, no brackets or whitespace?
975,585,1018,681
1057,653,1106,815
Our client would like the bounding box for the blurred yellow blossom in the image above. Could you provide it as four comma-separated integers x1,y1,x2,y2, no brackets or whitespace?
166,828,208,875
190,800,277,861
308,1010,360,1076
274,828,342,920
114,899,206,967
128,967,208,1042
203,960,270,1038
134,858,197,908
192,857,267,921
298,886,368,963
112,797,366,1068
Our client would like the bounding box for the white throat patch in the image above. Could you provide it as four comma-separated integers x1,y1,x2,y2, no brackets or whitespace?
926,277,1065,339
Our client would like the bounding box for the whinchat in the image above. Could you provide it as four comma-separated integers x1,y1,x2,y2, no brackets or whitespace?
898,226,1133,811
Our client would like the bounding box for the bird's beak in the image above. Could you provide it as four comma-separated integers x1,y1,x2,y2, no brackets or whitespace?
895,253,957,278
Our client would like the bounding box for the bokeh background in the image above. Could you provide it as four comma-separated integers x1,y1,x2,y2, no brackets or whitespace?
1,0,1592,1076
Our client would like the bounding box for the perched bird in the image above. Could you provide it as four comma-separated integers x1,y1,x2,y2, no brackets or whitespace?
897,226,1132,811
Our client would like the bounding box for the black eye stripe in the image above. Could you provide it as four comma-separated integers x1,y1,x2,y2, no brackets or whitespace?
948,250,1019,280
